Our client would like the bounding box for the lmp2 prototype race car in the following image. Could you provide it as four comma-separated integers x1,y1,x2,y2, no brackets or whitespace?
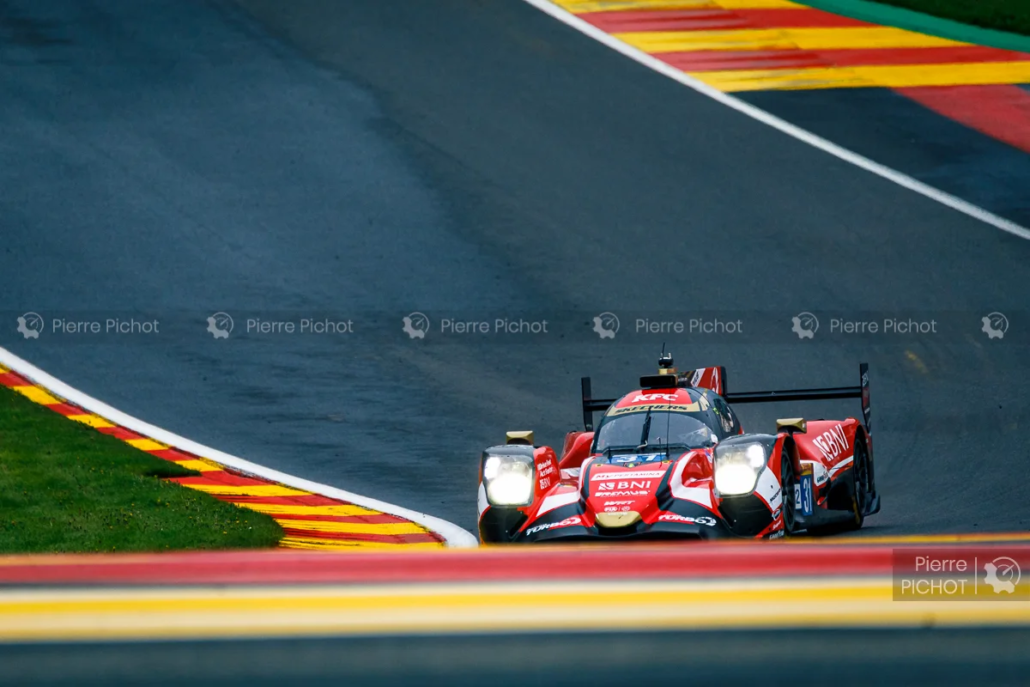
477,355,880,543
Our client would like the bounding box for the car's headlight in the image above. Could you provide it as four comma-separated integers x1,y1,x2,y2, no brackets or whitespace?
483,454,534,506
714,442,767,496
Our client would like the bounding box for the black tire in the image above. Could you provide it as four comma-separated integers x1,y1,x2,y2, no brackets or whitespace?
809,440,868,535
779,447,798,536
844,439,870,531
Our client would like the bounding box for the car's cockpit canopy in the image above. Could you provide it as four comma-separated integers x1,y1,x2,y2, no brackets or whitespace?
592,406,719,456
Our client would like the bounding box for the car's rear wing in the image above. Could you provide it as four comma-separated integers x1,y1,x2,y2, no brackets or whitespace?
580,377,612,432
581,363,870,433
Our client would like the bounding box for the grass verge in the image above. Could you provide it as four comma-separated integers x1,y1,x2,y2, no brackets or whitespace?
871,0,1030,36
0,384,282,553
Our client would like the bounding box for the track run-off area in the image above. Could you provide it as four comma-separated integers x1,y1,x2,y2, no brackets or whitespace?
0,348,470,549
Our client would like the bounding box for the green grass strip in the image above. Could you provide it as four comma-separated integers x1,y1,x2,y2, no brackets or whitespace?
0,384,282,553
802,0,1030,50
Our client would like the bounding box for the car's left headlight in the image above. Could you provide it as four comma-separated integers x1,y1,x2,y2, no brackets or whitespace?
714,442,767,496
483,453,534,506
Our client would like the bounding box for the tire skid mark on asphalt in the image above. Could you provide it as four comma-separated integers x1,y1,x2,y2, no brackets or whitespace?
0,364,445,550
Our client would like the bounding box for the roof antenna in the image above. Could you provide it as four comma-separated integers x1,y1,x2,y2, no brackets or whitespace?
658,344,676,376
656,345,673,461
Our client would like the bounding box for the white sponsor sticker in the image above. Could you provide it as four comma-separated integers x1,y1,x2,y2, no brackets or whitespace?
526,516,582,536
631,393,679,402
596,481,653,493
591,470,665,481
658,513,717,527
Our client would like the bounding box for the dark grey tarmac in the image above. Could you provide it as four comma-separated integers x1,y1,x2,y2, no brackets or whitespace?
4,629,1030,686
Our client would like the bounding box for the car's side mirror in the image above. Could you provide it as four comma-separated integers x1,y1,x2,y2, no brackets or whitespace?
506,430,534,445
776,418,807,434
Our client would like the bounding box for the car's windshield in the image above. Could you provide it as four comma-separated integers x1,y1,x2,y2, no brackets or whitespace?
593,411,716,453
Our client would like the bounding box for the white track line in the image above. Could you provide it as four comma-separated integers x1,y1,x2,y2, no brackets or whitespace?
521,0,1030,242
0,346,478,548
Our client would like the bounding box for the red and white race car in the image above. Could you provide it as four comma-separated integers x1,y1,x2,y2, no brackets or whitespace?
477,355,879,543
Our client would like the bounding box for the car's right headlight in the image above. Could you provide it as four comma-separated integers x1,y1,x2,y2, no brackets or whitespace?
714,442,767,496
483,453,534,506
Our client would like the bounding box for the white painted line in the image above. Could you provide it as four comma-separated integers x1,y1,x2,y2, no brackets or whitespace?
0,346,478,549
520,0,1030,242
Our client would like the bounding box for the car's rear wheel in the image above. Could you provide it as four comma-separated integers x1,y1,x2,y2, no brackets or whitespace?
845,439,870,531
810,440,868,535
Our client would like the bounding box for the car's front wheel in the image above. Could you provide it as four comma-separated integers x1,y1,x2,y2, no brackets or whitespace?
779,448,798,536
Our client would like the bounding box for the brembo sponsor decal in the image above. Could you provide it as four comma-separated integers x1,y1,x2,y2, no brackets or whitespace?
658,513,717,527
526,516,582,535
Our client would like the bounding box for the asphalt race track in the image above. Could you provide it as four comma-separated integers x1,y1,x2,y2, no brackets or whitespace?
4,1,1030,681
3,0,1030,536
5,629,1030,686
